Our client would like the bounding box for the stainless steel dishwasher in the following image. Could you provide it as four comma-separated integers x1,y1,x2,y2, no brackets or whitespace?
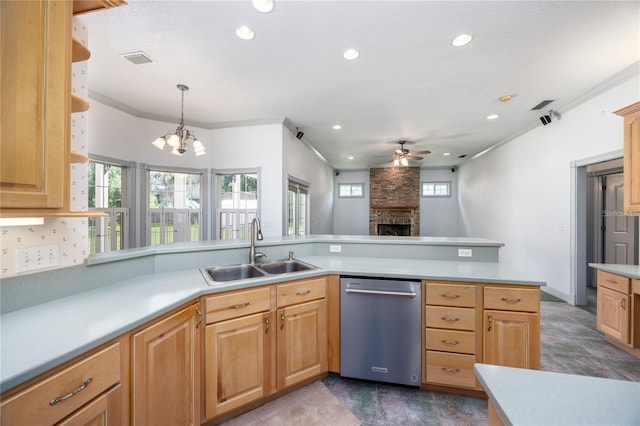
340,276,422,386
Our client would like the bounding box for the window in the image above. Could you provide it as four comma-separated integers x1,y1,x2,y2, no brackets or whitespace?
421,181,451,197
338,183,364,198
88,160,128,254
148,170,202,245
287,180,308,236
216,171,259,240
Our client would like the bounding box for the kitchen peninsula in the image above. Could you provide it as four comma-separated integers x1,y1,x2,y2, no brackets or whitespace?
1,236,545,425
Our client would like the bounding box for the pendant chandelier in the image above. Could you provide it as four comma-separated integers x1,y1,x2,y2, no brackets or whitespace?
152,84,205,157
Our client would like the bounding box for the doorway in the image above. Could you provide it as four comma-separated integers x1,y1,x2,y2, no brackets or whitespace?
585,159,639,311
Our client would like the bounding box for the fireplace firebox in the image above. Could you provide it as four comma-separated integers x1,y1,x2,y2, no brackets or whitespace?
377,224,411,236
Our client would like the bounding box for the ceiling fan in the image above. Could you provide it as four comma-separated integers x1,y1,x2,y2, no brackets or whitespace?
392,141,431,166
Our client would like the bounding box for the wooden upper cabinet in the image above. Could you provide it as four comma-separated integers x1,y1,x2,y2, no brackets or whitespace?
615,101,640,212
0,0,71,210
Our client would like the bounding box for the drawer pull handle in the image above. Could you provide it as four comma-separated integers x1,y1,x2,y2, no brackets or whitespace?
488,314,493,331
264,315,270,334
441,293,460,299
195,307,202,328
621,299,626,310
296,289,311,296
501,297,522,304
441,316,460,322
606,279,618,284
441,367,460,374
50,378,92,406
280,312,285,330
231,302,250,309
441,339,460,346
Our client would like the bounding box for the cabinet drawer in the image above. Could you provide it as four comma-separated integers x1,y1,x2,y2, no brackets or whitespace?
426,306,475,331
1,342,121,426
484,287,540,313
277,277,327,308
426,329,476,354
597,270,630,294
425,283,476,307
425,351,476,389
206,287,271,324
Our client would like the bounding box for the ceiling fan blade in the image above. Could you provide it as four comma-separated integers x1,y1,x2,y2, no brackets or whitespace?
413,150,431,155
412,155,424,160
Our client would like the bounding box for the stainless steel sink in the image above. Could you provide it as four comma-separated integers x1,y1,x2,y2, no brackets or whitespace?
200,259,317,286
201,263,266,285
255,259,316,275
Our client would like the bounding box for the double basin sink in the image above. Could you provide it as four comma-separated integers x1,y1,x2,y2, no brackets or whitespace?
200,259,317,286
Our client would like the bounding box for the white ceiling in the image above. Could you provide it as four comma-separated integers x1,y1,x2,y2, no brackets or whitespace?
84,0,639,170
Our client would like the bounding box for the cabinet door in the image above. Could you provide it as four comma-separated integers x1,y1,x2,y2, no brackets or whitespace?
277,299,328,389
204,312,271,419
0,0,70,209
597,286,631,344
483,310,540,369
57,385,121,426
132,304,200,426
615,102,640,212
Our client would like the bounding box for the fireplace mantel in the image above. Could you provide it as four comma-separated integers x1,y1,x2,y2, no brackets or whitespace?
371,205,419,212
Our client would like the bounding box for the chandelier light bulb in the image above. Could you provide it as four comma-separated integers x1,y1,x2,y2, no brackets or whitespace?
152,137,166,150
167,133,181,148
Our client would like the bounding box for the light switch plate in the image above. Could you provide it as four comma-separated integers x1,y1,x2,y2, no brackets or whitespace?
458,248,473,257
329,244,342,253
16,245,60,273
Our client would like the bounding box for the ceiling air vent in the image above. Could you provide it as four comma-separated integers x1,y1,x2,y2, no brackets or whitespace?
530,100,554,111
120,51,156,65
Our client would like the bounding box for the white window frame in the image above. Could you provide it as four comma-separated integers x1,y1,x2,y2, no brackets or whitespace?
338,183,365,198
287,178,309,236
421,181,451,197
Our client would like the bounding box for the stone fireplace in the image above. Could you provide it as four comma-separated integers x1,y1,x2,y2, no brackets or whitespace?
369,167,420,236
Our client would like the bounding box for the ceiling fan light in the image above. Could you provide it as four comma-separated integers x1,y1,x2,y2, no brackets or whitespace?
401,157,409,166
167,133,181,148
152,137,166,150
393,158,400,166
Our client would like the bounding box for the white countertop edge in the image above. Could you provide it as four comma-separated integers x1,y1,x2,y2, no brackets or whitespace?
588,263,640,280
474,364,640,426
86,235,504,265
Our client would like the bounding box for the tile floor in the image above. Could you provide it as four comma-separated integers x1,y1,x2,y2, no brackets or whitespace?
322,300,640,425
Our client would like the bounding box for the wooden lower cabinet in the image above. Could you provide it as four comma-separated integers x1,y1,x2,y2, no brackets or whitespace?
483,310,540,369
205,312,272,419
277,298,328,389
597,286,631,343
131,303,201,426
58,384,121,426
0,341,123,426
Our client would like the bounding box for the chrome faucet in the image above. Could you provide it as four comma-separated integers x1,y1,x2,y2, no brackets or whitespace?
250,217,266,264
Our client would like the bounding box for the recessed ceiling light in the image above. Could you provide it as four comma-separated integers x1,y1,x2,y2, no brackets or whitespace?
343,48,360,60
236,26,255,40
451,33,474,47
252,0,274,13
487,114,499,120
332,124,342,130
443,152,451,156
499,94,513,102
347,156,355,160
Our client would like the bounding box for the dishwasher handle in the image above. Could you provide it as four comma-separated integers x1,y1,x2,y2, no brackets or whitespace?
344,288,417,298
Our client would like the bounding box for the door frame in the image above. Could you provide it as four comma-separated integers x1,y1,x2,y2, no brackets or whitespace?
570,149,624,305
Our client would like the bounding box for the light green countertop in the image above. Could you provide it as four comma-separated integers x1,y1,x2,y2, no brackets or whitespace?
475,364,640,425
1,237,543,393
589,263,640,280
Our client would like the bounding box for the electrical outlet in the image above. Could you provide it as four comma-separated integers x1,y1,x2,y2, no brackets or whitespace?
16,245,59,273
457,248,473,258
329,244,342,253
